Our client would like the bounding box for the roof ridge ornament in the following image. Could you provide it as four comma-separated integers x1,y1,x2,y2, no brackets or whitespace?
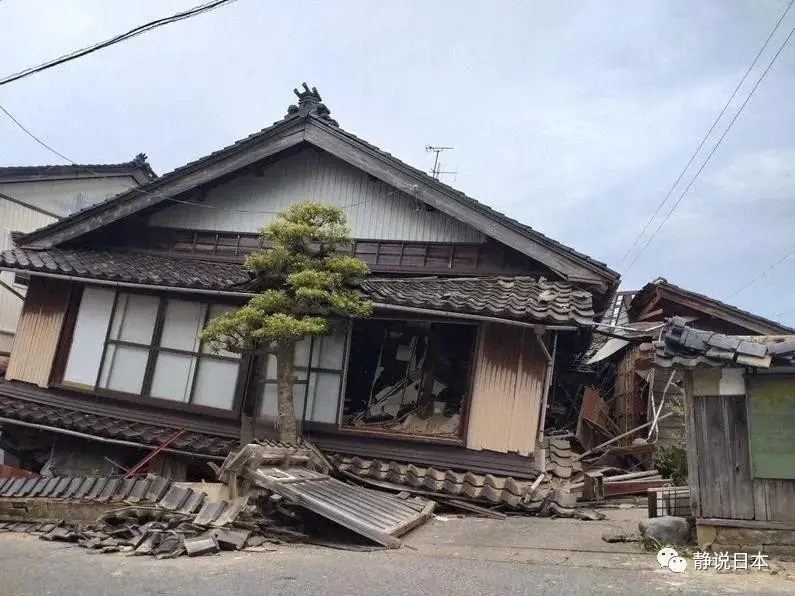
285,82,338,126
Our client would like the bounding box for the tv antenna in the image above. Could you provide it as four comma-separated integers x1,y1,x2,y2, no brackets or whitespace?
425,145,458,181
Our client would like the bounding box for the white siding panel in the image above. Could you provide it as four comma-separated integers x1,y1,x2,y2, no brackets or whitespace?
149,147,485,242
0,176,139,217
0,199,59,353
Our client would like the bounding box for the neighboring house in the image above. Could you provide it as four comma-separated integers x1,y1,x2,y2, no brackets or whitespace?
0,85,618,481
653,317,795,553
0,156,156,353
583,278,792,453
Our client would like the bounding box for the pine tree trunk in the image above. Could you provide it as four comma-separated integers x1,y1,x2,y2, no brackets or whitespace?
275,339,298,443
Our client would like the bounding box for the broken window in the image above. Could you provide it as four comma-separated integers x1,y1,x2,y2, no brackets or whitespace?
61,287,242,410
342,319,477,439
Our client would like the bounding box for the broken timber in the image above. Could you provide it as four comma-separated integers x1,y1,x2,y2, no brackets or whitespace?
215,442,438,547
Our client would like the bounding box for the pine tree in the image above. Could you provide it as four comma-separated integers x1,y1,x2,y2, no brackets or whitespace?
200,201,371,442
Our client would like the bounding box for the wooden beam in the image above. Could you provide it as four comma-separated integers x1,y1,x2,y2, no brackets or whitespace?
636,289,662,319
697,518,795,531
637,308,663,321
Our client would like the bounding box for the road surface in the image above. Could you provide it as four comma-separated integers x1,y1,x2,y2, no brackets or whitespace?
1,533,791,596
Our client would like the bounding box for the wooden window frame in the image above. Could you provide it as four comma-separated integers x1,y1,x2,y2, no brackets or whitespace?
54,286,247,418
336,316,479,446
258,322,350,425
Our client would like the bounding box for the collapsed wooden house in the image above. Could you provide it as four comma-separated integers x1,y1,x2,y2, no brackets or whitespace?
579,278,792,458
0,85,618,486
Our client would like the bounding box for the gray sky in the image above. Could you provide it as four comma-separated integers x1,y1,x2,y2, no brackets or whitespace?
1,0,794,325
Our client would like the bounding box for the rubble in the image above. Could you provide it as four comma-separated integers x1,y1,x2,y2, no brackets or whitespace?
3,435,661,560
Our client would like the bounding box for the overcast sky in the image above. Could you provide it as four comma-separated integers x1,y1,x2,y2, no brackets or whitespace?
1,1,794,325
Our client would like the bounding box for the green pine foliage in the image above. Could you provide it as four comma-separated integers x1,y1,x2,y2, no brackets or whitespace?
200,201,372,441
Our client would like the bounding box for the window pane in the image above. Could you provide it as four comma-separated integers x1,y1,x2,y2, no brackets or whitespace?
160,299,206,351
262,354,307,381
63,286,115,389
259,381,308,418
201,304,240,358
306,372,341,423
149,352,196,402
109,293,159,344
295,338,311,368
192,358,239,409
312,331,347,370
99,344,149,394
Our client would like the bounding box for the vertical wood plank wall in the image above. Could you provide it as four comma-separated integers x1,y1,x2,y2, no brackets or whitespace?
686,370,795,523
5,277,71,387
466,323,547,456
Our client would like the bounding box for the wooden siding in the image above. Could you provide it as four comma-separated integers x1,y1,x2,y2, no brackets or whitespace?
466,323,547,456
5,277,71,387
149,146,485,243
686,372,795,523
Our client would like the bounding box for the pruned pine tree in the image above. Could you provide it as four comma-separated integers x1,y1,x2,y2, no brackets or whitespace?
200,202,371,442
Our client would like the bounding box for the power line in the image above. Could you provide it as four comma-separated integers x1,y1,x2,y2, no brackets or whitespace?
618,0,795,266
0,0,238,88
0,104,74,163
774,303,795,319
726,247,795,300
624,22,795,274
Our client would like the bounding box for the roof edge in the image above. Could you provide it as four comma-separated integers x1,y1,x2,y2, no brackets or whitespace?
630,280,794,335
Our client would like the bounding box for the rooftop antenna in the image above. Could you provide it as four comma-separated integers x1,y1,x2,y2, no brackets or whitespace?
425,145,458,182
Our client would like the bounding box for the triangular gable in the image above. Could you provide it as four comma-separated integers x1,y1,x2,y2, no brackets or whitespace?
629,278,793,335
18,86,619,294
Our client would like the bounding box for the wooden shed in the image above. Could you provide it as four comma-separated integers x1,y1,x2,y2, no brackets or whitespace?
654,318,795,555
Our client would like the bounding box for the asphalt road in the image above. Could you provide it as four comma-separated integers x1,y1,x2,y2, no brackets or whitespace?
2,534,793,596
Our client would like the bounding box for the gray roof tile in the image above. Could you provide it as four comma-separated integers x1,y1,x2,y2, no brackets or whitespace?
0,246,251,291
360,276,594,325
0,381,236,456
654,317,795,369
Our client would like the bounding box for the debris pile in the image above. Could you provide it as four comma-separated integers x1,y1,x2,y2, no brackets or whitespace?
217,443,436,548
0,503,302,557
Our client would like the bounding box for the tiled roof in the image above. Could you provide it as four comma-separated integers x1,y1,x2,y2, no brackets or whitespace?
0,154,157,181
360,276,594,325
16,89,618,286
0,247,251,291
0,386,236,456
2,246,594,324
653,317,795,369
630,278,793,334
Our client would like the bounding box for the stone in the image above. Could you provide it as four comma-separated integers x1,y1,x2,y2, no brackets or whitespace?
639,516,691,546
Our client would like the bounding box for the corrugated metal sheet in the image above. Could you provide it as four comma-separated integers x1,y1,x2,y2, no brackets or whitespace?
149,146,485,243
465,323,547,456
0,199,58,352
251,466,434,547
5,276,71,387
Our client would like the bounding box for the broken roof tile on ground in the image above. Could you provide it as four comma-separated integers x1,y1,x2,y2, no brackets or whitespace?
360,276,595,325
